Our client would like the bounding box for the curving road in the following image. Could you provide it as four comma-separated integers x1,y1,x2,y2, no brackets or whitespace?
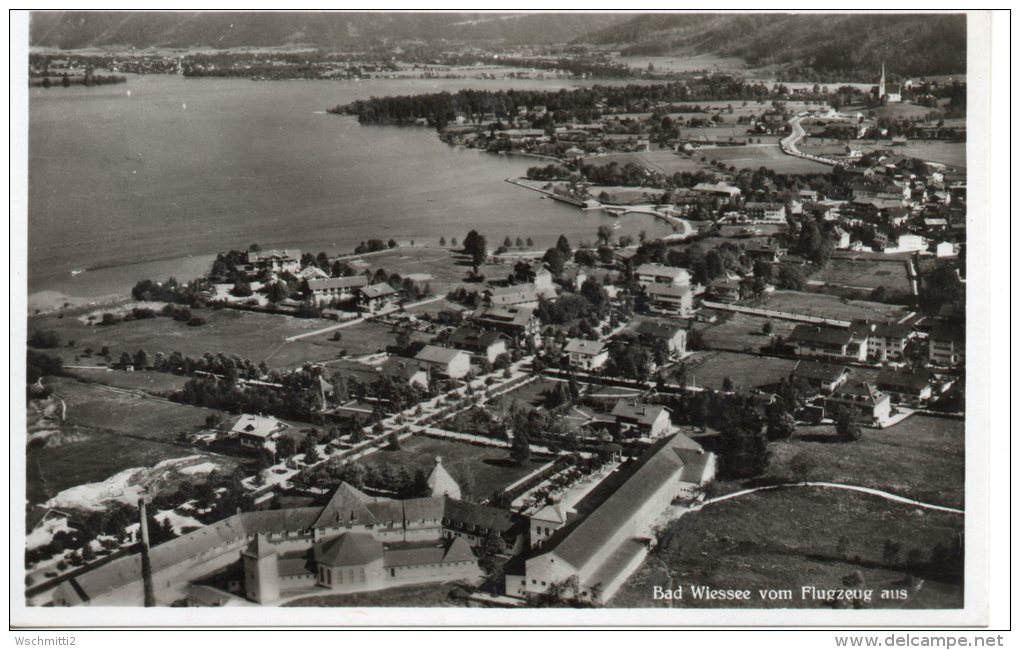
699,481,964,515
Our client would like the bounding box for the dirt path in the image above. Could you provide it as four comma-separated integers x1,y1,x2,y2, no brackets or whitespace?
701,481,964,514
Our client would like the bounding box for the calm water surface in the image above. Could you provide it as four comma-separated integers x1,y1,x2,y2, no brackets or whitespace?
29,75,673,297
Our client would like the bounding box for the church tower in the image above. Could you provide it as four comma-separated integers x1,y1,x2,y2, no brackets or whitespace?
879,62,887,99
241,533,280,604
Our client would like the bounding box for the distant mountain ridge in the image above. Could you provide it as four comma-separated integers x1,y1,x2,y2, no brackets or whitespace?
30,11,967,80
29,12,627,49
579,13,967,78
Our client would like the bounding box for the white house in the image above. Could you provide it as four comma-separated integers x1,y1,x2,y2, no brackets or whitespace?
231,414,289,450
414,346,471,379
563,338,609,371
635,263,690,288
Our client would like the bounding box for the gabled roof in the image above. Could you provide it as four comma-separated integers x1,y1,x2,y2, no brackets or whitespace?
427,458,461,497
536,432,707,574
380,357,428,381
360,283,397,299
415,345,468,366
792,360,850,383
610,401,668,426
829,381,887,405
473,306,536,327
635,320,685,340
442,537,476,563
443,497,520,533
311,482,377,529
314,532,383,567
402,496,445,522
563,338,607,356
449,326,505,351
531,502,567,524
635,263,688,281
789,324,853,347
307,275,368,291
876,369,932,392
229,414,287,438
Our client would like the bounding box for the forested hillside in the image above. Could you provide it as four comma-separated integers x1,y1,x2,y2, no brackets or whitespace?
580,13,967,81
29,12,625,49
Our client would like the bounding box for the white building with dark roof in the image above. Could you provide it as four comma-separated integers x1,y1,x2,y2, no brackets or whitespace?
414,346,471,379
563,338,609,371
509,432,715,604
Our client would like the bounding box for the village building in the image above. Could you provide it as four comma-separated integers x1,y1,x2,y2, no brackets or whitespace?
935,241,956,257
306,275,369,304
357,283,399,314
707,278,742,304
610,401,673,439
513,261,555,291
231,414,289,450
876,368,934,407
634,320,687,359
563,338,609,371
644,283,694,317
744,202,787,224
449,327,508,364
691,182,742,203
833,226,852,249
414,346,471,379
485,283,541,308
472,305,540,344
246,249,300,276
790,360,851,393
635,263,690,288
299,265,330,281
928,323,965,367
824,382,892,425
787,324,869,362
744,242,784,263
379,357,430,390
561,267,588,291
506,431,715,604
859,321,914,362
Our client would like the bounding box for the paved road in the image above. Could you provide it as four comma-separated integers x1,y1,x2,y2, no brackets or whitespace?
284,296,446,342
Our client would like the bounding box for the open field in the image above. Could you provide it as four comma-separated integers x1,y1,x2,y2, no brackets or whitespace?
284,582,464,607
811,258,913,293
327,320,431,359
615,54,749,74
496,377,564,409
759,415,966,509
584,151,705,176
613,487,963,608
357,436,549,502
800,139,966,170
847,102,944,121
696,312,798,353
28,308,337,369
64,367,191,394
50,377,224,442
753,290,910,323
696,145,833,174
588,185,669,204
683,351,797,391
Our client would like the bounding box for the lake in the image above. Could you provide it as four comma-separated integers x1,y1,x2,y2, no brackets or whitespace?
28,75,675,299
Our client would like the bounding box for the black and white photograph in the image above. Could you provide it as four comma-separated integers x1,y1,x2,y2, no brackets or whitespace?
9,8,1006,632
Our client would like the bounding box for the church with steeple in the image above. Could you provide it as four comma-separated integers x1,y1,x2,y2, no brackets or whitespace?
873,62,902,103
